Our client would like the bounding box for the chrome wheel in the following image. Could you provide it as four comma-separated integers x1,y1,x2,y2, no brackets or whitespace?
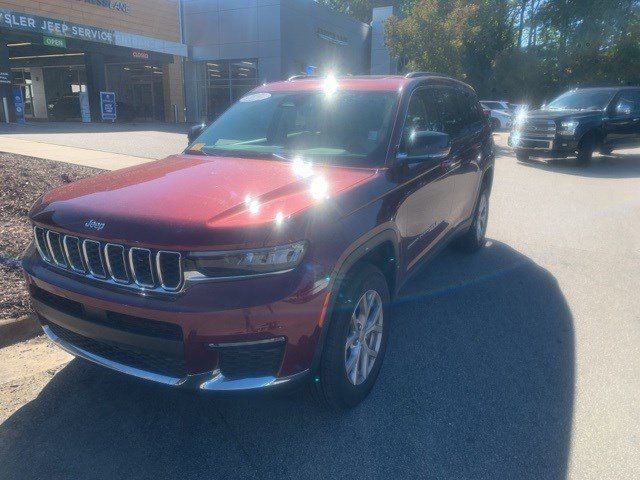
344,290,384,385
476,193,488,243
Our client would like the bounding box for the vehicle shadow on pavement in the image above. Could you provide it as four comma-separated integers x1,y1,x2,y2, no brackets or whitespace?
516,152,640,179
0,241,575,480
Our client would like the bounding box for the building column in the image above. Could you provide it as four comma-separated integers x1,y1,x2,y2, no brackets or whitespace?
85,53,107,122
371,6,399,75
163,56,185,123
0,41,15,123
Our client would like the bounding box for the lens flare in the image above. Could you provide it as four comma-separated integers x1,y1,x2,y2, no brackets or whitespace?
292,156,313,178
514,107,528,127
310,176,329,200
245,195,260,214
323,73,338,96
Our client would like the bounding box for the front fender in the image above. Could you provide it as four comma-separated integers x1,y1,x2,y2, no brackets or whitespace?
309,227,400,373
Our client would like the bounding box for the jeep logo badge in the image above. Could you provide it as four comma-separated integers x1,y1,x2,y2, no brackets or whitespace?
84,219,106,231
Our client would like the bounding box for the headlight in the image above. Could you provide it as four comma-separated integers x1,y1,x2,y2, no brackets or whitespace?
187,241,307,279
559,121,579,136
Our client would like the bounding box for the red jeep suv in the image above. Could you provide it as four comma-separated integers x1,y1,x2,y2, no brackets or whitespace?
22,73,494,408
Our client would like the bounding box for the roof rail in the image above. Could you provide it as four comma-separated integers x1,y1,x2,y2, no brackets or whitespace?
404,71,441,78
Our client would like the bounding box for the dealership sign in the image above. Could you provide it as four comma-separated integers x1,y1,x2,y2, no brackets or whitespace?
1,9,115,44
77,0,130,14
131,50,149,60
100,92,116,121
43,35,67,49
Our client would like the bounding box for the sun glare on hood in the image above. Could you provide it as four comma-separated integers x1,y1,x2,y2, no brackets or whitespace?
323,73,338,97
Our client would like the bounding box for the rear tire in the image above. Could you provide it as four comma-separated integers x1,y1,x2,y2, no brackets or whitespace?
454,185,490,253
311,264,390,409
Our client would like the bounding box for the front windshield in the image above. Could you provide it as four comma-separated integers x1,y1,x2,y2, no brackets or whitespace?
545,90,615,111
189,90,398,166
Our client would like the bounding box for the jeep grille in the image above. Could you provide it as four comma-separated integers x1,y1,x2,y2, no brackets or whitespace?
33,226,183,293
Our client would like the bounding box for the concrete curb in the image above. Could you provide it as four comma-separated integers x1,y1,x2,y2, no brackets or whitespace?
0,314,41,348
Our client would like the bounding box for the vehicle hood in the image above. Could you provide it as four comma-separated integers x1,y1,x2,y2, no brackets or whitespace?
522,109,603,123
30,154,377,249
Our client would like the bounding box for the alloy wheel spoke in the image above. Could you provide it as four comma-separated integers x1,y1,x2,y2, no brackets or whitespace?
346,346,360,383
360,347,369,376
365,321,383,336
362,343,378,360
346,331,359,348
344,289,384,385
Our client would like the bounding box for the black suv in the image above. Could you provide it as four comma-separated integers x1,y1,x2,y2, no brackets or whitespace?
509,87,640,165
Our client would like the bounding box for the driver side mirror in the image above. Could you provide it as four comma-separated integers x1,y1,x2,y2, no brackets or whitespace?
399,130,451,162
616,101,633,117
187,123,206,144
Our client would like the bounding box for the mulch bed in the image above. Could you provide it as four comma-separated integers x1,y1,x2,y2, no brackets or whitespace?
0,152,103,320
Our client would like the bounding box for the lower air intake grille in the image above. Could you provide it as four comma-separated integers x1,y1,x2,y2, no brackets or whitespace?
218,342,285,379
46,321,187,378
30,285,84,318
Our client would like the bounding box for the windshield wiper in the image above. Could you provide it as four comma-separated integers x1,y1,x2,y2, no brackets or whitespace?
272,152,294,161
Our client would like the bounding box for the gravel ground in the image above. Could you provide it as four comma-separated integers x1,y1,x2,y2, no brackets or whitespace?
0,153,102,319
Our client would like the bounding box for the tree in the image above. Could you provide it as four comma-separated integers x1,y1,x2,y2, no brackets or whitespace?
382,0,640,103
318,0,377,23
384,0,479,78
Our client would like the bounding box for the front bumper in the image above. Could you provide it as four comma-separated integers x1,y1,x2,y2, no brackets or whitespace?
42,323,310,391
23,249,329,392
508,133,579,157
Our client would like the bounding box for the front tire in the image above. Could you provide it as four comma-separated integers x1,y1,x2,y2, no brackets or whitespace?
577,137,595,166
600,145,613,155
454,186,489,253
515,150,530,162
312,264,390,409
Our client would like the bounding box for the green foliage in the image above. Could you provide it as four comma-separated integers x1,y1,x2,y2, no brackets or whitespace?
318,0,377,23
383,0,640,104
385,0,478,77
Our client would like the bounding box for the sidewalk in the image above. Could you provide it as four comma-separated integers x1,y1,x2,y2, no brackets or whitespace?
0,137,152,170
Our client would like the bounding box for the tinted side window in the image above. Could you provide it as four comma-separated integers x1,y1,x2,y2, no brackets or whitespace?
401,88,444,147
617,90,640,112
434,87,466,137
464,92,484,125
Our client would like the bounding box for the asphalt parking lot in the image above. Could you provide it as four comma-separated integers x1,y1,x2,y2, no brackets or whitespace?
1,132,639,479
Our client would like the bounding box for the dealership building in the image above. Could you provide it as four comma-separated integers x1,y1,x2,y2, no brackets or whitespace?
0,0,396,124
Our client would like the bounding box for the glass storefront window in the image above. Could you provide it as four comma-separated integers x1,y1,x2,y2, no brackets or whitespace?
105,63,165,122
43,66,87,121
205,59,258,120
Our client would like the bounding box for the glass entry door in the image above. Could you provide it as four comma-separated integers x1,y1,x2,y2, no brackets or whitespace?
132,83,154,121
